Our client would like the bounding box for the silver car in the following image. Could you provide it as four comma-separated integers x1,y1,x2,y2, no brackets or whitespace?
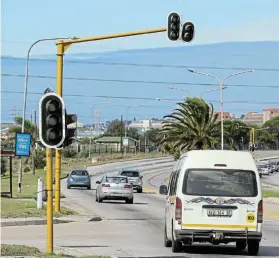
118,169,143,193
95,175,134,203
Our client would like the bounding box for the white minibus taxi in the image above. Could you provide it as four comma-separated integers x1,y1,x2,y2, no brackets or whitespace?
159,150,263,255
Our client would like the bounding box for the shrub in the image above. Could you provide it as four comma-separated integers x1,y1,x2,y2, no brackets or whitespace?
23,166,30,173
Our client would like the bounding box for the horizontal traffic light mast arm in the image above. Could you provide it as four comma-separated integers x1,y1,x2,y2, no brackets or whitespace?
57,28,167,47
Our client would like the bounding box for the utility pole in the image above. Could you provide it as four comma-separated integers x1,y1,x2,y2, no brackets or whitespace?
120,115,123,155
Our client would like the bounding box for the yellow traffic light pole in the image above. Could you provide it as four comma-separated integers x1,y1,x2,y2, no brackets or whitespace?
48,27,166,253
236,124,269,151
46,148,53,253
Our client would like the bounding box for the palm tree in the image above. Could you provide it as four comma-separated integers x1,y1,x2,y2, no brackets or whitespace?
159,97,219,157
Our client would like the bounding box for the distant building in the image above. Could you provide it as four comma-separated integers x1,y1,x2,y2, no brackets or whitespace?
242,112,263,126
129,119,164,131
215,112,231,121
263,108,279,123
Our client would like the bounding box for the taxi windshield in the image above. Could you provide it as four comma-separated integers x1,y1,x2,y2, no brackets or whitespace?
182,169,258,197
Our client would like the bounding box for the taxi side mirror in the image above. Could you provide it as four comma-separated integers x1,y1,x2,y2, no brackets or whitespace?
159,185,168,195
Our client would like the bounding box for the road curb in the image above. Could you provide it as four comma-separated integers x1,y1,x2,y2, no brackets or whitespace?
0,218,73,227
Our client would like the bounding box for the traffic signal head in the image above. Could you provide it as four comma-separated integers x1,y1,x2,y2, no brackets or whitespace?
181,21,195,42
64,113,77,147
167,12,181,41
39,93,65,148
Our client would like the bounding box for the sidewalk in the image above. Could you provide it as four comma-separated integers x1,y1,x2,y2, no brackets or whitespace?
263,199,279,222
0,214,97,227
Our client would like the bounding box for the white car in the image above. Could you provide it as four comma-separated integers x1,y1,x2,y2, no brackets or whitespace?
95,175,134,203
261,166,270,175
160,150,263,256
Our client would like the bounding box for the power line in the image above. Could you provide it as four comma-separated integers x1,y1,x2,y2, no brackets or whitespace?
1,90,279,105
2,56,279,72
2,73,279,89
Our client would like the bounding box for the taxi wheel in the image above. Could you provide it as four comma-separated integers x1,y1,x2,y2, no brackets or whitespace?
164,223,171,247
236,241,246,251
171,225,182,252
247,240,259,256
137,188,143,193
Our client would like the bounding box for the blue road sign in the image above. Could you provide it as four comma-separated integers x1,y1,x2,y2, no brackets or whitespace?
15,133,31,157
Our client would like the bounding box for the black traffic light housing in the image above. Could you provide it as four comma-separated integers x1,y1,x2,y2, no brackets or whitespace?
167,12,181,41
181,21,195,42
63,112,77,147
39,93,65,148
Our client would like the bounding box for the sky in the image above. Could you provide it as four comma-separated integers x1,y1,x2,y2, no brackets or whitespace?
1,0,279,57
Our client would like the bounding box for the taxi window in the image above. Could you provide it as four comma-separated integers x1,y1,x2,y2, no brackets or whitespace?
182,169,258,197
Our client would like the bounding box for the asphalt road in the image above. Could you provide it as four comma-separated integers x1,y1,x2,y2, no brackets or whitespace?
60,153,279,257
2,153,279,257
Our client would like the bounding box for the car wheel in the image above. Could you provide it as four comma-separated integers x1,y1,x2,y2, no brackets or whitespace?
126,198,134,204
95,191,98,202
171,224,182,252
98,195,103,203
236,241,246,251
87,185,91,190
137,188,143,193
67,185,71,189
247,240,259,256
164,223,172,247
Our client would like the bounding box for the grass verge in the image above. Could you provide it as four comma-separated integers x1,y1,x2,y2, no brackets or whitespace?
1,244,109,257
1,170,76,218
1,198,76,218
263,190,279,198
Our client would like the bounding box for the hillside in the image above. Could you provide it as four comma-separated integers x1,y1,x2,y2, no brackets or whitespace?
1,41,279,124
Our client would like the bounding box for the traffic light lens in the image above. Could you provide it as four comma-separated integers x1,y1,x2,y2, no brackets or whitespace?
185,25,193,32
46,99,60,113
183,33,193,42
46,128,61,141
170,31,178,39
46,114,60,126
170,23,177,30
170,15,179,23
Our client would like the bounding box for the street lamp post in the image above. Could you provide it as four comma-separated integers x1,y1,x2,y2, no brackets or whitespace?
18,37,76,193
124,105,143,157
187,69,254,150
169,85,227,98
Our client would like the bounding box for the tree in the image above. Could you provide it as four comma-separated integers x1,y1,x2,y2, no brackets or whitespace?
145,128,161,146
106,119,124,136
105,119,140,139
258,117,279,149
159,97,219,157
221,120,250,150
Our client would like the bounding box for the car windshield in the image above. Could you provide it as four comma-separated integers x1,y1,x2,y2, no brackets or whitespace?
71,170,88,176
106,177,128,183
120,171,139,177
182,169,258,197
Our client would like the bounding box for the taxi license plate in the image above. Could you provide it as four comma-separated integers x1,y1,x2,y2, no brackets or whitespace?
207,209,232,217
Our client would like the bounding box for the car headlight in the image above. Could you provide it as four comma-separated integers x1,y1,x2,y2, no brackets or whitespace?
134,179,141,184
